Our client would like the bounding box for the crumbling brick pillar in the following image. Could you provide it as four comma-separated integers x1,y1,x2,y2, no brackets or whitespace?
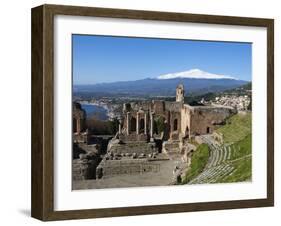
150,112,154,141
144,113,147,135
76,118,81,133
136,112,140,135
118,121,122,134
73,102,86,135
126,112,130,135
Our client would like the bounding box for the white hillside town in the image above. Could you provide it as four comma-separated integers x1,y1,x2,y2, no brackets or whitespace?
201,95,251,111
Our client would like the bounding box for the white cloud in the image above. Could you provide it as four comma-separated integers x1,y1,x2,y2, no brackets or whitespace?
157,69,237,80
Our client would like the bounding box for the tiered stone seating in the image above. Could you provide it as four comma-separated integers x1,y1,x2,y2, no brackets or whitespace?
188,135,239,184
189,164,234,184
206,145,235,168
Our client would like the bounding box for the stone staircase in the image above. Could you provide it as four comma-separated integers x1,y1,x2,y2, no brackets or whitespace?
162,141,182,160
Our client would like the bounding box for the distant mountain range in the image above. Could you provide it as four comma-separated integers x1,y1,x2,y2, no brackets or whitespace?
157,69,237,80
74,69,248,97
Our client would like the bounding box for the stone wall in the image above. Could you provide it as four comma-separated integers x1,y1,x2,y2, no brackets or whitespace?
119,133,148,142
72,152,101,180
96,158,160,179
182,105,235,136
121,100,182,141
165,101,182,112
152,100,166,114
108,139,157,155
72,138,109,180
169,111,181,140
73,132,89,144
120,86,236,143
181,105,192,138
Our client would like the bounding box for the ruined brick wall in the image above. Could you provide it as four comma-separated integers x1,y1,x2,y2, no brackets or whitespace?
73,102,86,133
108,140,156,154
72,142,104,180
119,133,148,142
169,111,181,140
122,109,149,132
73,133,89,144
72,153,101,180
152,100,165,114
129,102,151,111
181,105,192,138
189,106,234,135
165,101,182,112
121,100,183,141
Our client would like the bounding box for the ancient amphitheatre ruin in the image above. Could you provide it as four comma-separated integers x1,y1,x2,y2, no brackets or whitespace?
72,84,251,189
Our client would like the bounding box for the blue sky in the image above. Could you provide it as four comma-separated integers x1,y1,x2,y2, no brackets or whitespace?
72,35,252,85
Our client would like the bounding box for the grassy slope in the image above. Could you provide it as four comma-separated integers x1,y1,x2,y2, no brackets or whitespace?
181,144,209,184
182,113,252,184
217,134,252,183
215,113,252,183
228,134,252,160
216,113,251,144
220,156,252,183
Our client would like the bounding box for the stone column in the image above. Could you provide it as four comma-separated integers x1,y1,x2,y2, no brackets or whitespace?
77,118,81,134
144,113,147,135
118,121,122,134
136,112,140,135
150,112,154,141
126,112,130,135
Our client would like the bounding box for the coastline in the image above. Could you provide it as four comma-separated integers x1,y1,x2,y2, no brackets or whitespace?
79,101,111,119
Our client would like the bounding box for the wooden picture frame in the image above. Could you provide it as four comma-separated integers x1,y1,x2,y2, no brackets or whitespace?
31,4,274,221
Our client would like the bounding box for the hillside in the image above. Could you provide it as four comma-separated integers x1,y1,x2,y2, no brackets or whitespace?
183,81,252,104
216,113,251,144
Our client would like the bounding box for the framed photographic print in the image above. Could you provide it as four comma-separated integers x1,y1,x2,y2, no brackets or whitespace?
31,4,274,221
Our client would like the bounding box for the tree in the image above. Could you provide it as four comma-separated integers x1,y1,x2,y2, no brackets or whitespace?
108,117,119,134
154,116,165,135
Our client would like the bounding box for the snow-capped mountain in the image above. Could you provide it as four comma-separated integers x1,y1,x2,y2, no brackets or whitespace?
74,68,248,96
157,69,237,80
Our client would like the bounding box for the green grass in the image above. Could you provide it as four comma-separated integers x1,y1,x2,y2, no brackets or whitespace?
217,157,252,183
214,134,252,183
228,134,251,160
188,137,199,148
182,113,252,185
222,134,252,182
181,144,209,184
216,113,252,144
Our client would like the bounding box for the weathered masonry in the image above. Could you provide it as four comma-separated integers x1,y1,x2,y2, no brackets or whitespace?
73,102,89,143
73,84,236,182
120,84,236,142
